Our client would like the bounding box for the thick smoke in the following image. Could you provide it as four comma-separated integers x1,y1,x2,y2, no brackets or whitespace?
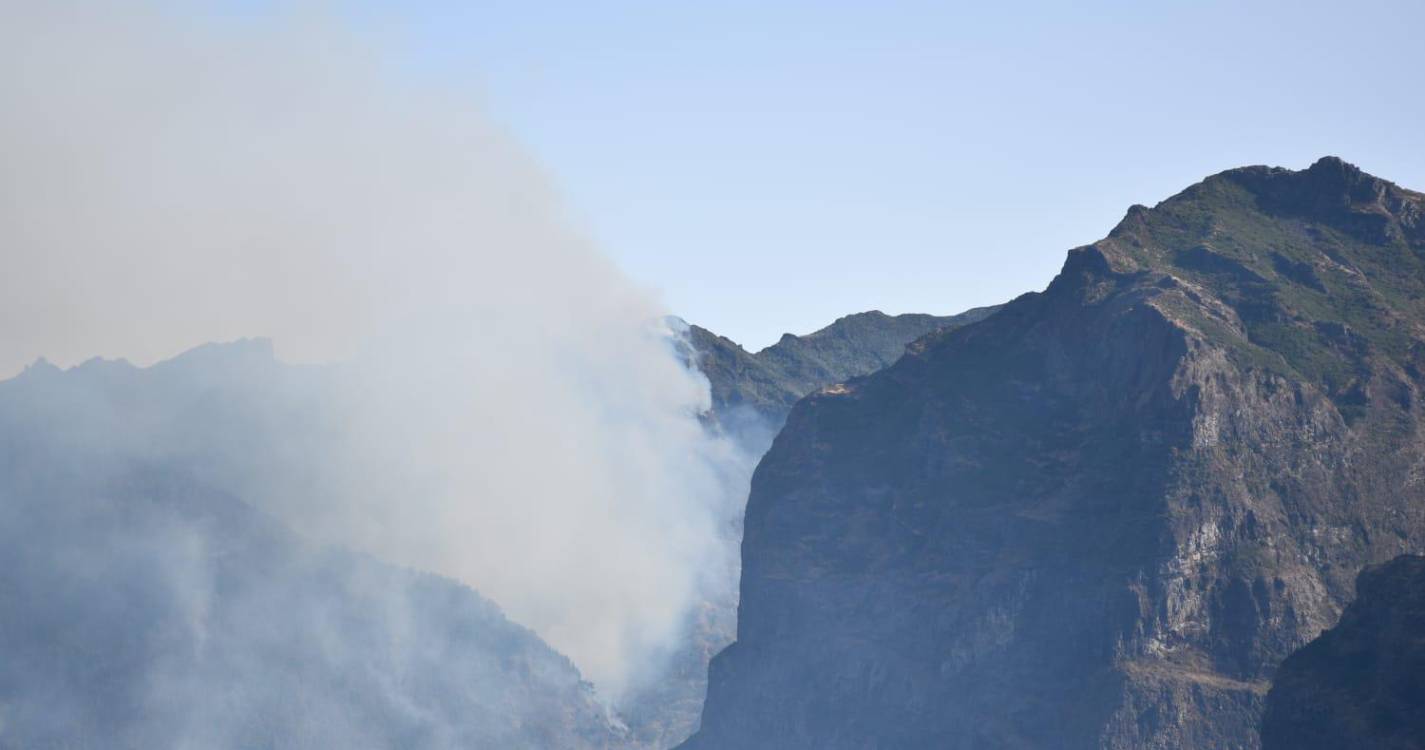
0,1,749,702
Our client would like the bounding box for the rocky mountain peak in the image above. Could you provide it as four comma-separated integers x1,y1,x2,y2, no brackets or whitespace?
1227,157,1421,246
682,159,1425,749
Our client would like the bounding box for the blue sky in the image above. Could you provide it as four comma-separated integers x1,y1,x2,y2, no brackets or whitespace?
346,1,1423,348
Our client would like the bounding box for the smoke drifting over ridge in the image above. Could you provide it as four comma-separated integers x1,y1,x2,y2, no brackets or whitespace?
0,2,749,700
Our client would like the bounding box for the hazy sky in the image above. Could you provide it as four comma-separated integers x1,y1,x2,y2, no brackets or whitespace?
294,0,1424,349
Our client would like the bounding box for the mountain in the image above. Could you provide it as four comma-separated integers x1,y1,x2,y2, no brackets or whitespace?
688,308,1000,440
0,343,633,749
1260,554,1425,749
0,310,993,750
681,157,1425,749
625,308,999,748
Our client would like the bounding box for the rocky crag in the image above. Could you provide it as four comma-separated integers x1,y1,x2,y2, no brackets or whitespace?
687,308,999,447
628,308,998,747
683,157,1425,749
1261,554,1425,749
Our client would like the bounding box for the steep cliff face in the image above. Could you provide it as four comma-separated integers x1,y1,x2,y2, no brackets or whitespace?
1260,554,1425,750
627,309,998,747
684,157,1425,749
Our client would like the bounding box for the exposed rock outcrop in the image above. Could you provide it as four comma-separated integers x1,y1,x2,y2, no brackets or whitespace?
683,157,1425,749
629,308,999,747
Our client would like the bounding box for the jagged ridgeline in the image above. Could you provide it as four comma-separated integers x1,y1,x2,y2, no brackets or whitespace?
683,158,1425,749
687,306,1001,437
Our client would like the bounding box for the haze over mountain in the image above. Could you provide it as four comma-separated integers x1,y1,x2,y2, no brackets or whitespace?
0,306,979,749
7,4,1424,750
0,2,754,705
683,157,1425,749
0,344,633,748
12,153,1425,750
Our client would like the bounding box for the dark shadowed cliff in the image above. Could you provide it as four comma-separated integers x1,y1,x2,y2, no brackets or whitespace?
1261,554,1425,750
682,157,1425,749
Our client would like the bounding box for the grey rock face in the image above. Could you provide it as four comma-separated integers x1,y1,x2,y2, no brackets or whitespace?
627,308,999,748
1260,554,1425,750
683,157,1425,749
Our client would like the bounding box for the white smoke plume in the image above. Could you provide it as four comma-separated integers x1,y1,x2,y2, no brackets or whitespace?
0,1,747,701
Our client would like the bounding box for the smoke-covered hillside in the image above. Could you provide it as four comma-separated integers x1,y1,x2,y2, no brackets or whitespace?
0,342,639,749
0,307,984,749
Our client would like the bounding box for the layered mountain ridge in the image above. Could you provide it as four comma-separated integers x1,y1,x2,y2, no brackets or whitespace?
683,157,1425,749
